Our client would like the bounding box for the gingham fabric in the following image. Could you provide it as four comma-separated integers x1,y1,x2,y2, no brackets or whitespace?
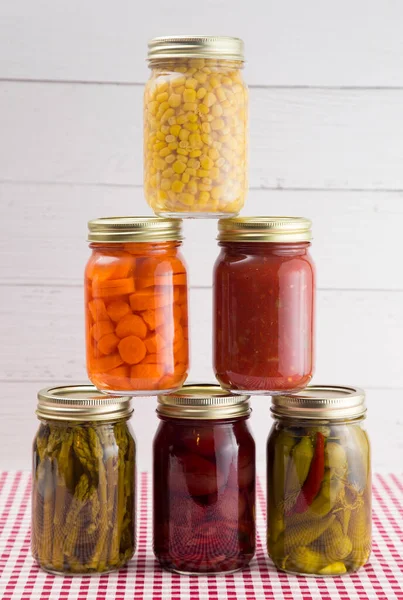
0,471,402,600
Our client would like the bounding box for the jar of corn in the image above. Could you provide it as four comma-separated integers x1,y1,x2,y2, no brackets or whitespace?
267,386,371,576
32,385,136,574
144,36,248,218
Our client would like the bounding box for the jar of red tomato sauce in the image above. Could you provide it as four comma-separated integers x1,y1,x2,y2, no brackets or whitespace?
214,217,315,394
153,384,255,574
85,217,189,395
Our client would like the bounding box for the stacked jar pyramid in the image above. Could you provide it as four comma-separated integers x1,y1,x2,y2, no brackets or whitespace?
32,36,372,578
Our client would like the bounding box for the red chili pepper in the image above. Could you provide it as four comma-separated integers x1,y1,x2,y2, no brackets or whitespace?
292,432,325,514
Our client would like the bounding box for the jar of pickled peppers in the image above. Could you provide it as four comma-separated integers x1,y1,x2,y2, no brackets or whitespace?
85,217,189,395
214,216,315,394
32,385,136,575
153,384,255,574
144,36,248,218
267,385,371,576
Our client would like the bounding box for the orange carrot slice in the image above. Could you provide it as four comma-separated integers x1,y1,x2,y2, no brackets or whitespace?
116,314,147,339
87,252,134,281
155,274,187,286
129,288,178,311
92,277,135,299
141,353,160,364
88,299,109,321
91,320,114,342
98,333,120,355
89,353,124,373
175,343,189,365
107,300,131,322
144,333,166,354
93,365,131,391
118,335,147,364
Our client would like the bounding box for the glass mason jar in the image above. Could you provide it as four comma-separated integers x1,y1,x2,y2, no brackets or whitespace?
144,36,248,218
267,386,371,576
214,217,315,394
85,217,189,395
153,384,255,574
31,385,136,575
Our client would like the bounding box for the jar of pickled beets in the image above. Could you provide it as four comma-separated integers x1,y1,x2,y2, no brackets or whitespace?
267,386,371,576
153,384,255,574
144,36,248,218
85,217,189,395
32,385,136,574
214,216,315,394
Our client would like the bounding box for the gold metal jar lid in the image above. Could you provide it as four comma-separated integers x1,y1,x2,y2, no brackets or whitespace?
218,216,312,243
37,385,133,422
271,385,366,421
157,383,250,420
148,36,244,62
87,216,183,243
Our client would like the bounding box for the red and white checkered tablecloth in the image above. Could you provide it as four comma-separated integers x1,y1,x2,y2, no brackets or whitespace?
0,472,402,600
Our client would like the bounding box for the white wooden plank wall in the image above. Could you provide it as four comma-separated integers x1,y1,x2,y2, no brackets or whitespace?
0,0,401,472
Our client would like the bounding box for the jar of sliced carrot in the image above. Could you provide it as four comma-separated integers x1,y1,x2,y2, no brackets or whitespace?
85,217,189,395
144,36,248,218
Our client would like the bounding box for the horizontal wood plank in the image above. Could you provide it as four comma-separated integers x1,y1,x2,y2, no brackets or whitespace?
0,0,402,87
1,286,401,388
1,82,403,190
1,183,401,291
1,381,400,472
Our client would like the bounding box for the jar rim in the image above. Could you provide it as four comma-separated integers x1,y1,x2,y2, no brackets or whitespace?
217,216,312,243
147,36,244,62
157,383,250,419
37,384,133,422
271,385,366,421
87,216,183,243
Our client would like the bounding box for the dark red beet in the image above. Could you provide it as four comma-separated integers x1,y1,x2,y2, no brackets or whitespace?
153,417,255,573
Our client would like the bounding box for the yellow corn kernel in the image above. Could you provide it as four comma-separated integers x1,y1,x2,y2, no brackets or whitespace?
189,58,205,68
211,103,224,117
169,124,181,137
185,78,198,90
203,92,217,107
201,122,211,133
179,129,190,141
160,179,171,191
184,122,199,132
171,76,186,88
199,183,212,192
161,108,175,123
161,125,170,134
185,168,197,176
149,175,157,188
183,102,197,112
171,180,185,193
156,131,166,141
179,193,195,206
176,154,188,164
165,155,176,164
168,116,177,126
148,101,158,115
168,142,178,150
187,181,198,194
210,76,221,88
177,148,189,156
189,133,203,148
202,177,212,185
188,113,198,123
158,101,170,114
154,141,166,151
188,158,201,169
211,118,225,131
210,167,220,180
162,167,174,177
222,76,232,85
156,91,169,103
216,157,225,167
189,150,202,158
216,88,226,102
194,71,207,84
159,147,171,158
208,148,220,160
198,191,210,204
179,140,190,149
201,133,212,145
181,172,190,183
165,135,176,143
198,103,209,115
157,190,168,201
168,94,181,108
173,161,186,174
177,114,188,125
186,68,197,75
183,89,197,103
153,157,166,171
197,87,207,99
197,169,209,177
211,186,225,201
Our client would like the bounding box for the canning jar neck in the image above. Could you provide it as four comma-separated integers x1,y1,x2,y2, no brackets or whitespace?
157,415,249,425
38,416,131,427
274,415,365,427
219,241,311,257
148,58,244,74
89,240,181,255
